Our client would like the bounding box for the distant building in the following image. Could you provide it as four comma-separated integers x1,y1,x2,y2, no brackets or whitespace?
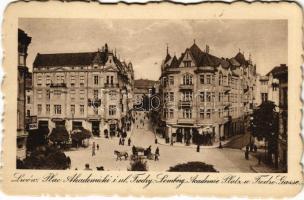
271,64,288,172
32,44,134,137
159,42,256,144
133,79,158,110
17,29,31,159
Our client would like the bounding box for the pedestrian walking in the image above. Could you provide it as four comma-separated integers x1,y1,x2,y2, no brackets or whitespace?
128,138,131,146
245,150,249,160
96,144,99,151
92,142,96,156
155,138,158,144
122,138,125,145
119,138,122,145
155,147,160,156
196,144,200,152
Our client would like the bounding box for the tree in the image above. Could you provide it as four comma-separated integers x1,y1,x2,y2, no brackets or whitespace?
26,126,49,151
71,128,91,148
128,159,148,171
168,162,218,172
251,101,279,166
18,145,70,169
49,126,69,147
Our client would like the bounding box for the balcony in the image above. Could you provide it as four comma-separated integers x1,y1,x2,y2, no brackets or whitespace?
104,83,119,88
88,98,101,107
179,84,193,90
178,100,192,108
177,118,194,124
50,83,67,88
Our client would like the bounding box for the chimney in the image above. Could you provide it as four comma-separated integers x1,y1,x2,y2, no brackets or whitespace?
206,45,209,54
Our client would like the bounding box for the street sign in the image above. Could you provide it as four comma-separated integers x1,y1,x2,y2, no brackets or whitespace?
29,123,38,130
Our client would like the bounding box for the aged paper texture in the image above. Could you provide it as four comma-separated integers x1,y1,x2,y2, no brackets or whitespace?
1,1,303,197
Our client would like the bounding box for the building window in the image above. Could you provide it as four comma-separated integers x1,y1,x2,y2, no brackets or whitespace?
109,91,117,100
46,90,50,100
46,104,50,115
169,76,174,85
261,93,268,102
80,90,85,100
219,73,223,85
169,92,174,102
206,109,211,119
200,75,205,84
206,74,211,84
200,109,204,119
94,75,99,85
37,90,42,99
26,110,30,117
71,105,75,114
37,76,42,86
109,105,116,116
169,109,174,119
110,76,114,84
27,96,31,104
70,91,75,102
182,108,192,119
70,76,75,87
163,108,168,119
183,74,193,85
54,90,61,96
37,104,42,115
93,90,99,99
183,61,191,68
206,92,211,102
80,105,84,115
106,76,109,84
46,75,51,85
80,75,85,87
54,105,61,115
182,91,192,101
200,92,205,102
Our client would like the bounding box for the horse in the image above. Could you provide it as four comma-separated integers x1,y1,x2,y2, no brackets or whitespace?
114,150,129,161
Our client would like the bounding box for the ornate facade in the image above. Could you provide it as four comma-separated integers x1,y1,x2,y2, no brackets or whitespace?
32,44,134,136
159,42,256,144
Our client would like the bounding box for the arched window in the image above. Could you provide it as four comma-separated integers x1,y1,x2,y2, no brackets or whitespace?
218,72,223,85
183,74,193,85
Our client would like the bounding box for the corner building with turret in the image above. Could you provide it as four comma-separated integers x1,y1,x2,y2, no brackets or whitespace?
159,42,256,144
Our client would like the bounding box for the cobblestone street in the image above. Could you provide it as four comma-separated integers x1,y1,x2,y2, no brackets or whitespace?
64,111,270,172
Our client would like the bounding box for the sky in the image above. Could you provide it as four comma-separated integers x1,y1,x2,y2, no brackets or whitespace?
19,19,287,80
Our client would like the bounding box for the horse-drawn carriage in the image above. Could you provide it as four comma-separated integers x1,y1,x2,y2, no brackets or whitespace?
131,146,156,160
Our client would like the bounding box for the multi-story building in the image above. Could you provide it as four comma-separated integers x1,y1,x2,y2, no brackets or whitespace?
32,44,134,137
17,29,31,158
133,79,158,110
275,65,288,172
159,42,256,144
25,72,33,119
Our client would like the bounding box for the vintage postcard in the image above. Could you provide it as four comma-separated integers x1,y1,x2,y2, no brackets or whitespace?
1,1,303,197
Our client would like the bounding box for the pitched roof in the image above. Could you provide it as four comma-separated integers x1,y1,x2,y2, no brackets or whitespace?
170,56,179,68
134,79,156,89
189,43,221,67
234,52,247,66
33,52,98,68
267,64,288,78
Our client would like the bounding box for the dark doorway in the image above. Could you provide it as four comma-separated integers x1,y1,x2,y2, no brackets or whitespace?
72,121,82,130
92,121,100,137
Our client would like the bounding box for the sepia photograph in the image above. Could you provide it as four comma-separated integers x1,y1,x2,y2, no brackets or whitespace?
16,18,288,173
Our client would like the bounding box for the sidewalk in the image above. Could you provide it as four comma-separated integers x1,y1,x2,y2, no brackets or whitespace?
155,134,240,149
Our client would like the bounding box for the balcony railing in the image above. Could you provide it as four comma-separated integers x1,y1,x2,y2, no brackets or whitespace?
104,83,119,88
178,100,192,107
179,84,194,90
177,118,194,124
50,83,67,88
223,101,231,108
